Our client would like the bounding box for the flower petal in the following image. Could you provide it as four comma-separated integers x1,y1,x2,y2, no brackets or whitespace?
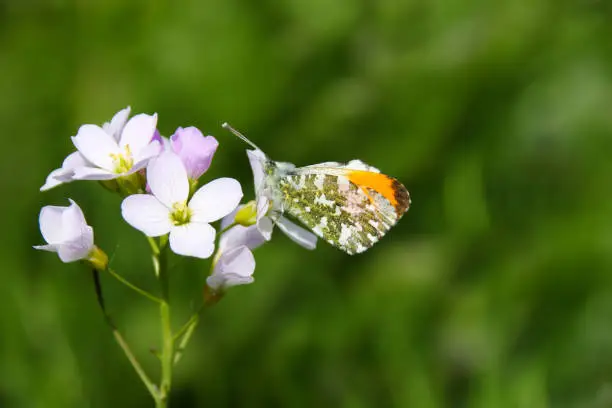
103,106,131,141
221,206,239,230
119,113,157,154
169,222,215,258
39,205,67,244
207,246,255,291
275,216,317,250
61,199,90,241
72,166,117,180
62,151,89,170
219,224,267,253
57,225,94,262
121,194,172,236
189,178,243,223
71,124,120,171
132,140,162,170
170,127,219,180
40,168,68,191
147,151,189,207
33,244,59,253
218,246,255,278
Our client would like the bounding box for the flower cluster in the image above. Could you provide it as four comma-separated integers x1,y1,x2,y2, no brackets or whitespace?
35,107,279,295
33,108,325,406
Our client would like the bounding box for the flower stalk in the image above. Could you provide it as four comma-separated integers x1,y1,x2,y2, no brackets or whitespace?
155,240,174,408
107,267,162,304
173,313,199,366
91,270,159,401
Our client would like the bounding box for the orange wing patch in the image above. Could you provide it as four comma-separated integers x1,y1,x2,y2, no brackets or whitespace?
346,170,411,217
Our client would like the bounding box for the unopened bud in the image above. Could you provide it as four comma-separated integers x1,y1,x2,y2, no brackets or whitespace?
86,246,108,272
234,200,257,226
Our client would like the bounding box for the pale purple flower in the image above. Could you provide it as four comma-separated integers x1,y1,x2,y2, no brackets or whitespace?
71,112,160,180
33,199,94,262
121,151,243,259
170,127,218,180
206,245,255,291
206,208,266,292
246,149,317,250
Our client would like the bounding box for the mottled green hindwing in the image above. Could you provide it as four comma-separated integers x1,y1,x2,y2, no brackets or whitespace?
277,172,402,254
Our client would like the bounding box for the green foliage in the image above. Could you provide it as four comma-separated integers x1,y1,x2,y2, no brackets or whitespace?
2,0,612,407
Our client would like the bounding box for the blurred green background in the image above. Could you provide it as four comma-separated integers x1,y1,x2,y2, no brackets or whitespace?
3,0,612,407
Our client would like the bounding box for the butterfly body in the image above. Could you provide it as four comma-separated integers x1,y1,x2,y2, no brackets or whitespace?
224,123,411,255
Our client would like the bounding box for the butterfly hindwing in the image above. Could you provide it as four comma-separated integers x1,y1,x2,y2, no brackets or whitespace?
276,166,409,254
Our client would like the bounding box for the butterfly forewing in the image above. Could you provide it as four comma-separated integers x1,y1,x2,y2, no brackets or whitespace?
277,166,410,254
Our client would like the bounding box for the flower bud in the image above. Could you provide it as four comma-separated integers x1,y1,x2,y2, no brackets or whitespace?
170,127,218,181
234,200,257,226
86,245,108,272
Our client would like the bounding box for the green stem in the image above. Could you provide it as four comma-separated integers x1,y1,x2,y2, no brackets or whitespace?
107,268,162,304
171,254,219,366
172,305,205,366
155,242,173,407
91,270,159,400
147,237,160,255
112,329,159,400
172,309,200,342
173,315,199,366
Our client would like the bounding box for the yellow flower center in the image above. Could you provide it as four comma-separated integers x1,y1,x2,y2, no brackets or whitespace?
110,145,134,174
170,201,191,225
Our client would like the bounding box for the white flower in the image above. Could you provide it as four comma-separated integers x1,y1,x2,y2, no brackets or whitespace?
121,151,243,258
246,149,317,250
71,111,160,180
33,199,94,262
39,107,145,190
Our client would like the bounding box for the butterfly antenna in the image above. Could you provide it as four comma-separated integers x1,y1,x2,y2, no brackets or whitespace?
222,122,262,151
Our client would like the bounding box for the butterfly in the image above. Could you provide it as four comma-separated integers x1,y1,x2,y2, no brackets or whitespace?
222,123,411,255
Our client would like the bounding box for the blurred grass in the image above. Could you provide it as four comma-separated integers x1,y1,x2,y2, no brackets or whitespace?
2,0,612,407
